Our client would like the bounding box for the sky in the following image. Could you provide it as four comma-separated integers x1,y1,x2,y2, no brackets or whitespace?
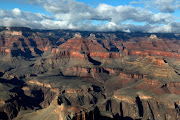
0,0,180,33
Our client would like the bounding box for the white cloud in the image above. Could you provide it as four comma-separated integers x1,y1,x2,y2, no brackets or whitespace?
0,9,49,28
96,3,174,24
154,0,176,13
0,0,179,33
143,0,180,13
130,1,139,4
40,19,76,29
12,8,22,16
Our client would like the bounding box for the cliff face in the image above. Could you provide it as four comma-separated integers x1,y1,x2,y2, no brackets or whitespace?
0,27,180,120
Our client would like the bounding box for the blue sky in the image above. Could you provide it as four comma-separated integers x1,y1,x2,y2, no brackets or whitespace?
0,0,49,14
0,0,179,33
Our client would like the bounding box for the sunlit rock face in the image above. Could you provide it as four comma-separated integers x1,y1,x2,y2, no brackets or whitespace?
0,27,180,120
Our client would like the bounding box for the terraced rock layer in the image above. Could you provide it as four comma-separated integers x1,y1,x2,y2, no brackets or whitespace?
0,27,180,120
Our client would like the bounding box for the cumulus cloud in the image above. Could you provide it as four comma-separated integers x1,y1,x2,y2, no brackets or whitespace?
0,8,52,28
0,0,179,33
96,4,174,24
144,0,180,13
147,22,180,33
12,8,22,16
154,0,176,13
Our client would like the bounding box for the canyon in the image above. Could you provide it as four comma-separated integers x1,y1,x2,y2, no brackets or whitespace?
0,27,180,120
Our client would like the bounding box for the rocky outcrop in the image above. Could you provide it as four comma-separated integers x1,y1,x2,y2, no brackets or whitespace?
0,77,56,120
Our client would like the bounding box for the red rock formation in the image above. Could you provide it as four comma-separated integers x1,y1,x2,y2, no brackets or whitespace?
65,67,91,77
103,68,121,75
57,36,107,54
128,50,148,56
167,83,180,94
134,78,172,95
145,50,180,58
90,52,110,58
0,47,11,54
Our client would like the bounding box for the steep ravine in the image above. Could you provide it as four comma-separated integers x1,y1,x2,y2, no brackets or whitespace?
0,77,56,120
